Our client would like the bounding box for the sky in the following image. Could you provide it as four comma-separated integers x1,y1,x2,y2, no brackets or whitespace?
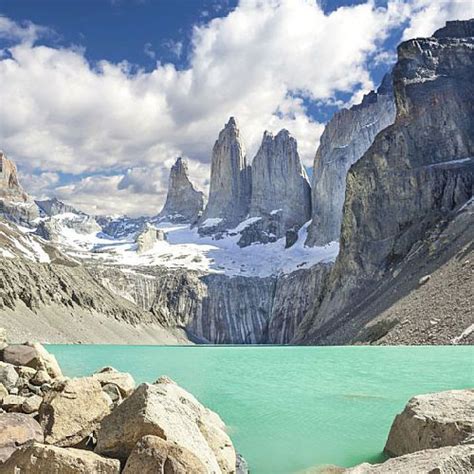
0,0,473,217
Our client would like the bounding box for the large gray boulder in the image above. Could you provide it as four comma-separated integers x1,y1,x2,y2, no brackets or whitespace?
96,377,236,472
1,442,120,473
250,129,311,237
199,117,251,229
345,445,474,473
38,377,111,447
306,73,395,247
122,435,207,474
158,157,204,223
384,389,474,456
0,362,19,391
0,413,44,463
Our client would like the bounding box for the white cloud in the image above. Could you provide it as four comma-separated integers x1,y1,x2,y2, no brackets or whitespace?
0,0,471,216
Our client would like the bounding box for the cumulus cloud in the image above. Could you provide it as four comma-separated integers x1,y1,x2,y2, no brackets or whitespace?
0,0,471,216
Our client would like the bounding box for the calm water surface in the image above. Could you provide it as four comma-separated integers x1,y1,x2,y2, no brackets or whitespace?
47,345,474,474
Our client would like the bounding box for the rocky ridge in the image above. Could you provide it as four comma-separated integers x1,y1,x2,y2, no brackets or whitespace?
158,157,204,223
306,73,396,246
293,19,474,345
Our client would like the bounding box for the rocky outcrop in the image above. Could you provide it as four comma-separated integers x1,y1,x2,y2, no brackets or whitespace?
0,413,44,463
2,443,121,473
36,197,81,217
35,213,101,241
294,21,474,344
96,377,236,472
135,226,166,253
346,445,474,473
123,435,207,474
0,152,39,225
384,389,474,457
306,73,395,247
158,157,205,223
250,130,311,237
199,117,251,229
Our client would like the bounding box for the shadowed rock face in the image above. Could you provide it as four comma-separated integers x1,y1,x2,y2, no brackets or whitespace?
294,20,474,344
0,152,39,224
199,117,251,228
36,197,81,217
306,73,396,247
158,157,204,223
250,130,311,234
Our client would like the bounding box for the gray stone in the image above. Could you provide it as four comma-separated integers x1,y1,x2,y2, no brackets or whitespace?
158,157,205,223
0,362,19,391
384,389,474,456
3,344,39,368
92,366,135,398
136,226,166,254
21,394,43,414
199,117,251,229
2,394,26,412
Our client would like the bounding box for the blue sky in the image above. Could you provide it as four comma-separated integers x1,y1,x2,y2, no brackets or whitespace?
0,0,473,216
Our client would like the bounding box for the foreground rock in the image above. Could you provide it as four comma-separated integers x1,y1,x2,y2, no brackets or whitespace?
0,413,44,463
123,435,207,473
1,442,120,473
96,377,236,472
384,389,474,456
158,157,205,223
38,377,111,447
346,445,474,473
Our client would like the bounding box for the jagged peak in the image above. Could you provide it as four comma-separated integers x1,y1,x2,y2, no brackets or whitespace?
170,156,188,175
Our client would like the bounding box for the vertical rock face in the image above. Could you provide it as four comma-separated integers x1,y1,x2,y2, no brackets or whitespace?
36,197,80,217
306,74,396,246
158,157,204,223
0,152,39,224
294,20,474,344
199,117,251,228
250,130,311,233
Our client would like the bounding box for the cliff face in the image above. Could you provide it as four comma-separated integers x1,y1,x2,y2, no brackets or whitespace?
250,130,311,234
306,74,396,246
0,152,39,225
199,118,251,228
294,20,474,344
158,157,204,223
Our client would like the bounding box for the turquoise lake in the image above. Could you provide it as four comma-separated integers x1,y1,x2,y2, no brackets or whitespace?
47,345,474,474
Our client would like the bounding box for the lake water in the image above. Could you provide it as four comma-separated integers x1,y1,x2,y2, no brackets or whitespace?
47,345,474,473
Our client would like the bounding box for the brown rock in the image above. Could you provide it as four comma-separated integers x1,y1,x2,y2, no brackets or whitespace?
2,395,26,412
122,435,207,474
38,377,111,447
21,395,42,414
385,389,474,456
92,366,135,398
1,442,120,473
96,379,236,472
0,383,7,401
3,345,39,367
0,413,44,463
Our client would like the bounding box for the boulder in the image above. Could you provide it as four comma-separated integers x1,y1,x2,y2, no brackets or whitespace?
2,394,26,412
122,435,207,474
2,345,39,368
26,343,62,378
21,394,43,414
0,413,44,463
92,366,135,398
96,378,236,472
345,445,474,473
1,442,120,473
0,327,6,344
384,389,474,456
38,377,111,447
0,362,19,391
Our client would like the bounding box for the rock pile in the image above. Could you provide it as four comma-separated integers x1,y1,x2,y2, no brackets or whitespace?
0,329,244,473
